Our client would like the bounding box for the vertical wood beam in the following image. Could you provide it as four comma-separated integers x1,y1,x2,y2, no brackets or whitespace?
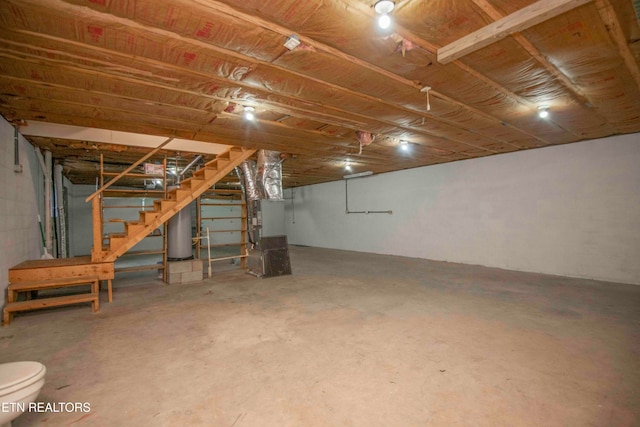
91,196,102,261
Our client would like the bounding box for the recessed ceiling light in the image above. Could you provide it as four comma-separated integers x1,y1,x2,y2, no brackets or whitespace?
378,14,391,29
400,140,409,151
244,106,255,121
374,0,395,14
374,0,395,29
538,105,549,119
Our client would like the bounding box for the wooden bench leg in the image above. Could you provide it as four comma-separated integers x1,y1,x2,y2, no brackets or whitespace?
2,308,11,326
107,279,113,303
92,280,99,312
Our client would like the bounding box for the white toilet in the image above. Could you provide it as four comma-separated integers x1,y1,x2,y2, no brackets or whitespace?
0,362,46,427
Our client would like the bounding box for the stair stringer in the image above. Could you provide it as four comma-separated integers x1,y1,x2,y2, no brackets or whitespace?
93,147,256,262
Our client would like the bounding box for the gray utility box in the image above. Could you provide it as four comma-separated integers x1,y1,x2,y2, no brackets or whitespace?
256,199,285,238
248,235,292,278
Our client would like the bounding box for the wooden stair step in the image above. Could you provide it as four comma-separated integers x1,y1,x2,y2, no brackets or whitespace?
3,293,99,326
153,199,177,210
139,210,160,223
124,221,144,233
193,166,218,178
9,276,99,292
181,177,205,189
109,233,127,249
167,187,191,200
5,293,99,310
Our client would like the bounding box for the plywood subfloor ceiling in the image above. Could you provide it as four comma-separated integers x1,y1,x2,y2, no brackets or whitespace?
1,0,639,187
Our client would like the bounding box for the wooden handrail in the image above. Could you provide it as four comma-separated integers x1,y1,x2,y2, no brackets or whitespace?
85,137,174,202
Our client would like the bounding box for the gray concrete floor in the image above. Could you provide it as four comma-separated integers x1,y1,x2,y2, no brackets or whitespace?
2,246,639,426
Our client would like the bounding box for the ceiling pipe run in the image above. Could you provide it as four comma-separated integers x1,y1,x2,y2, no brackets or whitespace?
343,172,392,215
13,127,23,173
180,154,204,176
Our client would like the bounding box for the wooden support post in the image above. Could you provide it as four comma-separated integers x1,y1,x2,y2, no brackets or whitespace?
107,279,112,303
92,196,102,260
240,193,248,269
196,195,202,260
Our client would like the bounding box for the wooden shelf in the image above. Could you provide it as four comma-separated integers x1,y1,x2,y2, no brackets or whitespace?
201,216,243,220
197,188,247,267
203,189,242,193
103,189,165,198
121,250,165,256
103,205,155,209
115,264,164,273
103,172,165,178
104,189,164,194
103,234,163,242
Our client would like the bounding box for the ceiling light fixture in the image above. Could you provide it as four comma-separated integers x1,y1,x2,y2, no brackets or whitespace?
344,171,373,180
244,106,255,121
344,161,352,171
399,140,409,151
284,34,300,51
538,105,549,119
374,0,395,29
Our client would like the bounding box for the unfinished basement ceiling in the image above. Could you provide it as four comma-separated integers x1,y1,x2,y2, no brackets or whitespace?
1,0,639,187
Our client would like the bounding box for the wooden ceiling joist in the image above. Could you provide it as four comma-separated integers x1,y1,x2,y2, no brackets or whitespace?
1,0,639,188
6,0,553,150
595,0,640,90
437,0,594,64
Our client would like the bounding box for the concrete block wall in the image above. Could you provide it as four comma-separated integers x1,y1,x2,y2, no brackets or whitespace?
0,117,43,308
285,134,640,285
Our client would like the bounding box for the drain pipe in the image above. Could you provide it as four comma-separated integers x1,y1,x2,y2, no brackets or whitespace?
344,172,392,215
54,164,67,258
177,155,203,183
13,127,23,173
44,150,53,255
35,148,54,255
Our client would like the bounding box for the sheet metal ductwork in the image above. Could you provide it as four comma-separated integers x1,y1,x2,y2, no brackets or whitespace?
237,160,260,201
256,150,283,201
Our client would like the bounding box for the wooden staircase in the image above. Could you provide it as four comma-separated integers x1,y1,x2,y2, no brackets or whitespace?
91,146,256,263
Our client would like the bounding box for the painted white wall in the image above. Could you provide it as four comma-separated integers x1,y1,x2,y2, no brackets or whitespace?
66,184,95,256
285,134,640,285
0,118,43,308
66,185,167,257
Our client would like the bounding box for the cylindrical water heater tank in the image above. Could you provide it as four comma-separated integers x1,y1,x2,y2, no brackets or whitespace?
167,186,193,261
